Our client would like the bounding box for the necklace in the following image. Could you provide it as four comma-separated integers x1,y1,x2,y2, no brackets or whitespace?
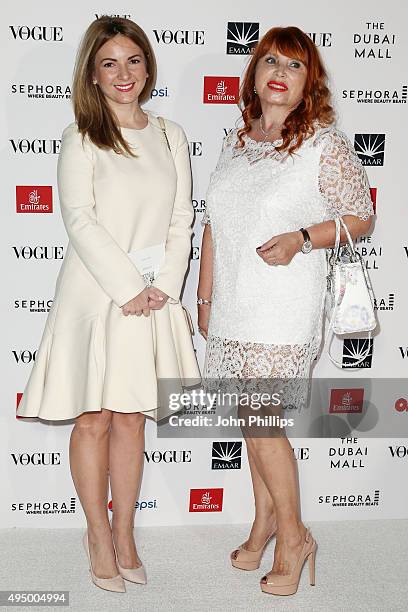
259,115,283,142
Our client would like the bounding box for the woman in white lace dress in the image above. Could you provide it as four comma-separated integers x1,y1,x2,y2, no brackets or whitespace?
198,26,374,596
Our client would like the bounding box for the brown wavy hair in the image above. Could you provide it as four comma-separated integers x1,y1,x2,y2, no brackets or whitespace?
238,26,335,154
72,16,157,156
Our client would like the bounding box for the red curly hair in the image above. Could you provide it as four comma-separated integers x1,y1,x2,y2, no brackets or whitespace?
238,26,335,154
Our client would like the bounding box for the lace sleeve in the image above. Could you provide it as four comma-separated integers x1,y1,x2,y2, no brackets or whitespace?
201,129,237,227
318,129,374,221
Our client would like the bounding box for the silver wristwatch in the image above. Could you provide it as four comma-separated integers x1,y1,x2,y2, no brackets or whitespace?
299,228,313,254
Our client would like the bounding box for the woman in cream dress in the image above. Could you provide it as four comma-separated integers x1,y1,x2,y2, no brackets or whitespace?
17,17,200,592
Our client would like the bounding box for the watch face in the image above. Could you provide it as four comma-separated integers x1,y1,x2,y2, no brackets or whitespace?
301,240,313,254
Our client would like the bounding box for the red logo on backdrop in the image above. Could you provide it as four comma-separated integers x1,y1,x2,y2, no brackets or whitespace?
395,398,408,412
16,393,23,418
370,188,377,213
203,76,239,104
329,389,364,413
16,186,53,213
189,488,223,512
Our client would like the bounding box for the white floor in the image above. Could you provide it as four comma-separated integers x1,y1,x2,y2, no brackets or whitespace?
1,520,407,612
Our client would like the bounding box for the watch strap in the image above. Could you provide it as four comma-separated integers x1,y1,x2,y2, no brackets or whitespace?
299,227,311,243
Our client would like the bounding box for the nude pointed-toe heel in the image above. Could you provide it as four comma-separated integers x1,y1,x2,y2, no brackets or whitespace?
260,527,317,596
82,531,126,593
231,527,277,571
112,539,147,584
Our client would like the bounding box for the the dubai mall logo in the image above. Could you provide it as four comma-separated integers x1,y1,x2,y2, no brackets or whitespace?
226,22,259,54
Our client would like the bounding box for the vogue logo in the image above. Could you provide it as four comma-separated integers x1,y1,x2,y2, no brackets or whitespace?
95,13,131,19
292,447,310,460
14,299,53,313
144,450,192,463
16,186,53,213
203,76,239,104
12,350,37,364
9,26,63,41
342,338,373,369
11,452,61,466
226,22,259,55
306,32,332,47
12,246,63,259
389,445,408,458
153,29,205,45
11,83,71,100
329,389,364,414
189,142,203,157
354,134,385,166
10,139,61,154
211,441,242,469
11,498,76,514
189,488,223,512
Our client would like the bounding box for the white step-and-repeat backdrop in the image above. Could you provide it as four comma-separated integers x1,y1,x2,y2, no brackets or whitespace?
1,0,407,528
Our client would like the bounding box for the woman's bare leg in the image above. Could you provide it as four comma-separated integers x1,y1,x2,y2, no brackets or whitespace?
109,411,146,568
69,408,118,578
244,434,307,576
243,444,277,550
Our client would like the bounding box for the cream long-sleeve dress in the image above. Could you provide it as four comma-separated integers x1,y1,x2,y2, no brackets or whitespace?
16,110,201,421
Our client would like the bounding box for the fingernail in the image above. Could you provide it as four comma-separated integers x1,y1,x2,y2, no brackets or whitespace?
159,296,164,300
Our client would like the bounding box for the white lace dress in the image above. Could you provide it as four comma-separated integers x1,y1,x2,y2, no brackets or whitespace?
201,126,373,403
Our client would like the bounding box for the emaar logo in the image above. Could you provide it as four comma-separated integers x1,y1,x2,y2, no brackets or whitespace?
354,134,385,166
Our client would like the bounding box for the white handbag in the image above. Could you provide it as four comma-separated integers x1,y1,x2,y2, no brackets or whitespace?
325,216,377,368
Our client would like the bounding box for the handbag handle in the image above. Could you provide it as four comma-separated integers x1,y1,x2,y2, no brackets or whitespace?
157,116,171,152
333,216,358,261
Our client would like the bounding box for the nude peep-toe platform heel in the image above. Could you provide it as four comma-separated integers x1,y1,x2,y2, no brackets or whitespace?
230,525,277,571
82,530,126,593
112,538,147,584
260,527,317,596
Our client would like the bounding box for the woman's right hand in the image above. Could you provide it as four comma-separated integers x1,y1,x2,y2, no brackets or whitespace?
122,287,151,316
197,304,211,340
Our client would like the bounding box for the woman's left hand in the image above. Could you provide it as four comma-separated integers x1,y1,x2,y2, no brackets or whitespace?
256,231,303,266
147,287,169,310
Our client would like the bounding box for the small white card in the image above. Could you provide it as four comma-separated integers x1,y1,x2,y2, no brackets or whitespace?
128,242,165,285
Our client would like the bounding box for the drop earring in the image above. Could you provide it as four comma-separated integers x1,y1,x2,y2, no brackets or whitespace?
253,85,257,94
